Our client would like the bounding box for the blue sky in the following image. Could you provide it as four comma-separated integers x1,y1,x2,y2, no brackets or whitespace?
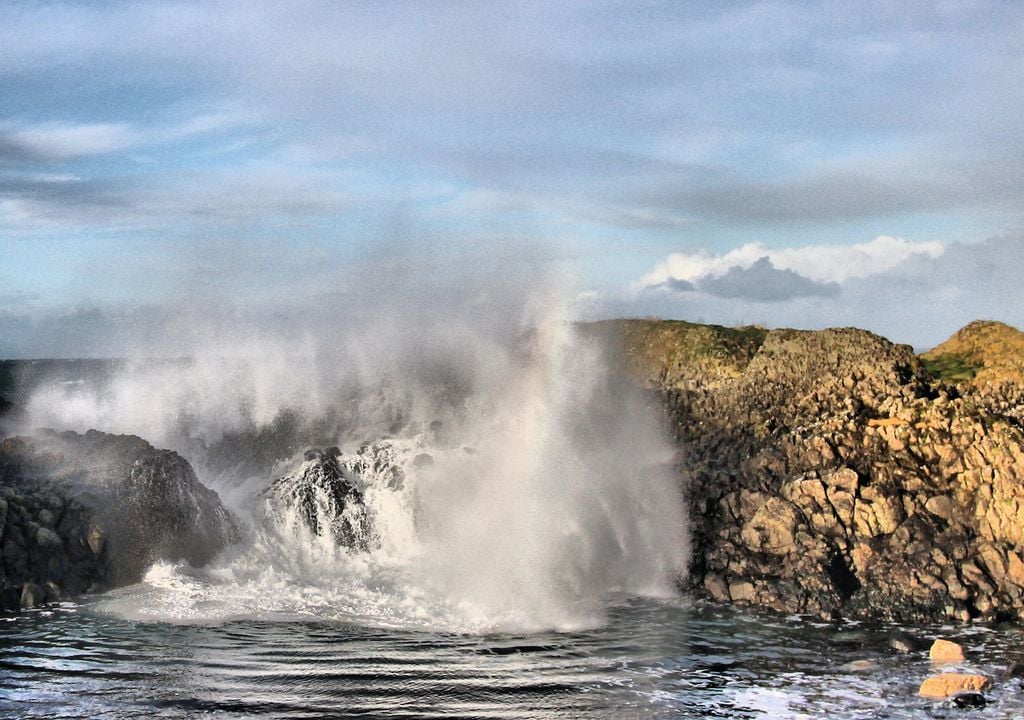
2,0,1024,355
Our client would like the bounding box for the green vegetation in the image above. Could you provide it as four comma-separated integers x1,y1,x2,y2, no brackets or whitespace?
920,352,982,382
920,320,1024,386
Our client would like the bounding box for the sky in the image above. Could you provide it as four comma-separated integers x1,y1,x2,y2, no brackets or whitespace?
2,0,1024,356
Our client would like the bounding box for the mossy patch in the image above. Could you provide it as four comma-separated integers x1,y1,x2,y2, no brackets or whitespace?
586,318,768,387
921,352,982,382
920,320,1024,386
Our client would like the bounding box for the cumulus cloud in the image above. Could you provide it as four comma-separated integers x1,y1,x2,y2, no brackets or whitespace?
698,257,840,302
641,235,946,290
617,233,1024,349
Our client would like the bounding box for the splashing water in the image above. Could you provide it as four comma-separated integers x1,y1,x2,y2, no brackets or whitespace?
25,284,688,633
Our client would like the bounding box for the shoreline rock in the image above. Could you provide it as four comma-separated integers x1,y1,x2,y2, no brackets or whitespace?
599,318,1024,623
0,428,238,610
918,673,990,699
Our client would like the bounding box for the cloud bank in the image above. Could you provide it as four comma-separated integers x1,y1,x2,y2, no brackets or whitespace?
617,233,1023,349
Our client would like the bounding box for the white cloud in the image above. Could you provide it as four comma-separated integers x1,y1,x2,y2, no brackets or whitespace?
640,235,946,289
609,234,1024,349
1,108,264,165
8,122,138,159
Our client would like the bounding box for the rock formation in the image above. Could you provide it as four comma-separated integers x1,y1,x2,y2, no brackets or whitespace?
264,448,371,550
601,318,1024,623
0,429,237,609
263,440,413,552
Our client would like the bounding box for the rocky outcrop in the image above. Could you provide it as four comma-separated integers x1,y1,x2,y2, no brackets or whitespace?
264,448,371,550
605,319,1024,623
263,441,412,552
0,429,237,609
922,320,1024,425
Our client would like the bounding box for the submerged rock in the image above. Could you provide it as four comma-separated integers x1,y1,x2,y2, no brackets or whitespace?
949,692,988,709
0,429,238,609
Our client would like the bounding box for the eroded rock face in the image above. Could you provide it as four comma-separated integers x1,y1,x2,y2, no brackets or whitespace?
0,429,238,608
609,320,1024,623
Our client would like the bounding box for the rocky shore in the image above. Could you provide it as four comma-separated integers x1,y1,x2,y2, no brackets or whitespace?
0,429,236,610
3,318,1024,626
603,318,1024,624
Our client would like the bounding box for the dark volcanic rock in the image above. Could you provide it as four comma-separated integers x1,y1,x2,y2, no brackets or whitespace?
605,319,1024,623
111,447,237,583
0,429,237,608
264,449,371,550
263,441,413,552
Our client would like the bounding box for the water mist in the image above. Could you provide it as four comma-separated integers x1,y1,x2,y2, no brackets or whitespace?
24,263,689,632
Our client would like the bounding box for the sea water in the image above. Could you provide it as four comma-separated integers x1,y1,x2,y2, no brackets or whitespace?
4,595,1024,719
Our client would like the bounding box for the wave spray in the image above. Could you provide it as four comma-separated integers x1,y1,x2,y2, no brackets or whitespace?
26,264,688,632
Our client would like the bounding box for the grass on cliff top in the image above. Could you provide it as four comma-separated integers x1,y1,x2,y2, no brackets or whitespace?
921,320,1024,385
591,318,768,383
920,353,981,382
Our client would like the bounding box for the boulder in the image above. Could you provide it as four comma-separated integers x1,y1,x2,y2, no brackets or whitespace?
930,638,965,663
110,449,238,583
918,673,990,699
0,429,238,607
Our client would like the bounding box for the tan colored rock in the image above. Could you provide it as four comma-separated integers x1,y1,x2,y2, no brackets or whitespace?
703,574,729,602
924,495,955,520
728,581,756,602
1007,551,1024,587
853,490,902,536
929,638,965,663
918,673,989,699
978,543,1007,583
740,498,799,554
850,543,874,575
87,525,105,556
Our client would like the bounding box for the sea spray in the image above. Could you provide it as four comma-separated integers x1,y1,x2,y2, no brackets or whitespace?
27,272,688,632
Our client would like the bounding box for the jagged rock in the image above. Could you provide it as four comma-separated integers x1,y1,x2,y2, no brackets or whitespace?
599,318,1024,623
111,448,237,583
263,441,418,552
0,429,238,608
264,449,371,550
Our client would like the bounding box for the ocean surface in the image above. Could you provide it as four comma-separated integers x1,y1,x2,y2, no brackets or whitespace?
3,594,1024,719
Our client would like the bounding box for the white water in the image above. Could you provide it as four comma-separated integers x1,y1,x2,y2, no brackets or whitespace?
26,284,688,633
